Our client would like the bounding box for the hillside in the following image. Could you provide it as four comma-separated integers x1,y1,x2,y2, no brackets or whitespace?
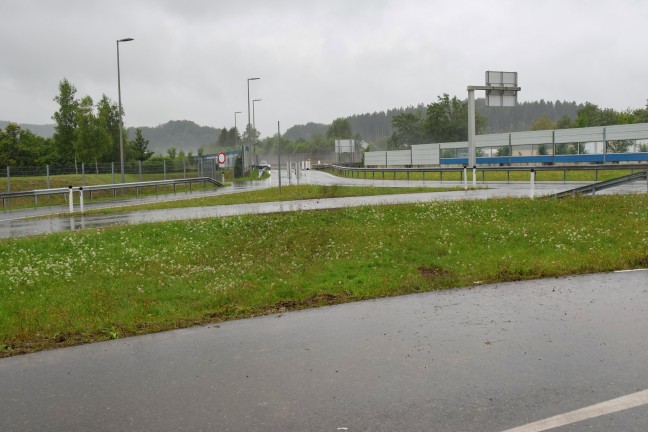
0,121,55,138
2,99,585,155
126,120,219,155
284,100,583,143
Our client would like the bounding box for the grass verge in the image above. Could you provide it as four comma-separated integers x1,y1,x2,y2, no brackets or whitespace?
83,184,467,214
1,194,646,357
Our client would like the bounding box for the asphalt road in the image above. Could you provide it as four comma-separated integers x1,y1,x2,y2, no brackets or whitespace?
1,270,647,431
1,170,646,238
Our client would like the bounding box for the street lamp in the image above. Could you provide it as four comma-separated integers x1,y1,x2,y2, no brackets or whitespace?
252,98,261,166
252,99,262,129
117,37,134,183
234,111,242,176
247,77,260,171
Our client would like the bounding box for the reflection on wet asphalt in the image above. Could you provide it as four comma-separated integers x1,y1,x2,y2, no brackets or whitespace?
1,170,646,238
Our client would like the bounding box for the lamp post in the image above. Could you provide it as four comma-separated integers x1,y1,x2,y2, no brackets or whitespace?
116,37,134,183
234,111,242,176
252,98,261,166
247,77,260,171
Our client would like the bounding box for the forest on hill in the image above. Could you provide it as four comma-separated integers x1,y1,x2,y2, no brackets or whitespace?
283,99,584,144
4,91,648,167
4,98,586,157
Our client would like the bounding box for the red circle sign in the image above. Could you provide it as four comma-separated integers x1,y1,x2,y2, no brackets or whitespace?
217,152,226,164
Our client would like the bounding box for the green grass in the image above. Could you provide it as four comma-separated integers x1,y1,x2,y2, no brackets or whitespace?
82,184,466,214
1,193,646,356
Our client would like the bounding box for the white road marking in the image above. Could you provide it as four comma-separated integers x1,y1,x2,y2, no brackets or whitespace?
502,389,648,432
614,268,648,273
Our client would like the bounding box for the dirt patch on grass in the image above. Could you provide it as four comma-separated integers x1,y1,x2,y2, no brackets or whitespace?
272,292,351,312
418,265,448,279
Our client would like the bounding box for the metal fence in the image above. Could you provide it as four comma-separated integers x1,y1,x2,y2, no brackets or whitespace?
365,123,648,167
329,163,648,184
0,159,212,193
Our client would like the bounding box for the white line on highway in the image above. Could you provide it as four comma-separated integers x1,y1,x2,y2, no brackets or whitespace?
502,389,648,432
614,268,648,273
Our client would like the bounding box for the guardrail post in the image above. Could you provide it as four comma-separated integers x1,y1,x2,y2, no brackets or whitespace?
530,169,535,199
79,187,84,213
68,186,74,214
472,166,477,188
463,165,468,190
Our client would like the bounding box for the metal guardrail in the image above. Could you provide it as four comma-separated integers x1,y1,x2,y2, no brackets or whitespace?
1,177,223,208
552,170,648,198
326,163,648,183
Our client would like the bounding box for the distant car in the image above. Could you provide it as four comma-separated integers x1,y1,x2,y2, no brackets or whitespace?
256,160,271,170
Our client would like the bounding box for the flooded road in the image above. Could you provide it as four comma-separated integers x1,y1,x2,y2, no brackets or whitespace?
1,170,645,238
2,270,647,431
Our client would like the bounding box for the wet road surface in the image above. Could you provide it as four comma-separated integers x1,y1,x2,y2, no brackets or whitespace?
1,170,645,238
1,270,647,431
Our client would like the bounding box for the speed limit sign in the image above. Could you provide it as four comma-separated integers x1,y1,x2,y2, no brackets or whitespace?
217,152,226,164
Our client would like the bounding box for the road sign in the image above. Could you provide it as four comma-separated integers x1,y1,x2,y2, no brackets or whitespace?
217,152,226,164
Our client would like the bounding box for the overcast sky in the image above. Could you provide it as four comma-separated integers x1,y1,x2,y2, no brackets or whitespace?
1,0,647,138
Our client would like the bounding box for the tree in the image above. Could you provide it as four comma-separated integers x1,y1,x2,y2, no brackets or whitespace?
0,123,52,166
96,94,121,161
573,103,622,127
52,78,78,163
242,124,260,145
131,129,154,161
166,147,177,159
388,111,425,149
530,116,555,131
326,118,353,139
496,146,511,157
423,94,487,143
73,96,112,164
555,115,573,129
606,140,631,153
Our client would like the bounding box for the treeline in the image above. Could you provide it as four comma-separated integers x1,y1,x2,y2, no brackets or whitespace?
4,82,648,167
387,96,648,150
283,100,584,144
0,78,157,168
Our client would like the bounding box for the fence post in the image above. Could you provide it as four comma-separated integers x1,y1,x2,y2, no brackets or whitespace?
46,164,50,189
463,165,467,190
164,160,167,180
82,163,85,186
139,160,142,182
530,169,535,199
68,186,74,214
6,166,10,193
